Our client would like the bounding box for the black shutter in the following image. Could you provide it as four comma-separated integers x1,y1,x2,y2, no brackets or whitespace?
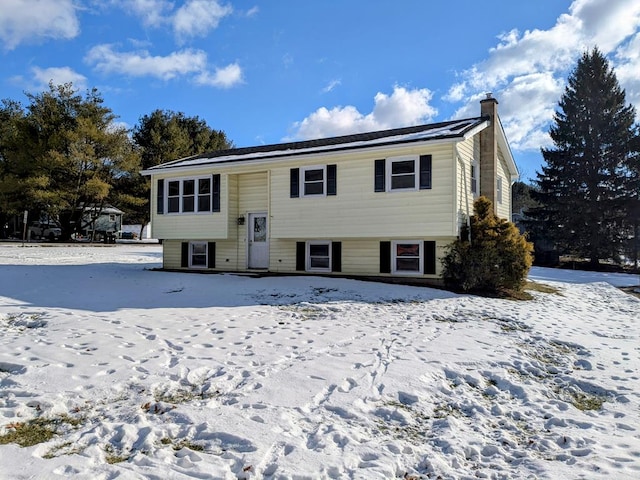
331,241,342,272
207,242,216,269
419,155,432,190
380,241,391,273
327,164,337,196
212,174,221,212
424,241,436,274
374,159,385,192
181,242,189,267
290,168,300,198
296,242,306,271
157,179,164,214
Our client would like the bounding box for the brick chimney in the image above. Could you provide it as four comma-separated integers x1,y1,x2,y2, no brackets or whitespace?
479,93,498,209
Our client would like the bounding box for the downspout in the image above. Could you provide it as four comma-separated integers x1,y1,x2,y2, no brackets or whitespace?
455,144,472,243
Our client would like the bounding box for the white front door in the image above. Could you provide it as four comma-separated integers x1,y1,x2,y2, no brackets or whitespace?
248,212,269,269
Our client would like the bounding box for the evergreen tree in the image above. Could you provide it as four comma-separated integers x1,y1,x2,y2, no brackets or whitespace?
530,48,639,267
442,196,533,294
0,83,139,239
118,110,233,236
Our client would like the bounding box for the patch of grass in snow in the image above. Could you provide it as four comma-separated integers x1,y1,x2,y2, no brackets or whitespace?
432,403,463,419
43,441,84,459
0,413,85,448
525,281,562,295
2,312,47,331
152,385,219,404
553,388,606,411
104,444,130,464
375,400,432,444
570,392,605,411
278,304,325,321
159,437,205,452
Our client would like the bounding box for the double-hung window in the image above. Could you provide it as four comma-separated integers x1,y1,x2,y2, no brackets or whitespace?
471,163,478,195
290,165,337,198
389,157,417,190
375,155,431,192
301,166,326,197
190,241,208,268
183,180,195,212
306,241,331,272
392,241,423,275
163,176,214,214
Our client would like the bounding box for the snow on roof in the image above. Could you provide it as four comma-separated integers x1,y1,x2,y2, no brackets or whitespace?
143,117,486,173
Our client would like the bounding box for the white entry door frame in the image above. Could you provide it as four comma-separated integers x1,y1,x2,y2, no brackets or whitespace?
247,212,269,269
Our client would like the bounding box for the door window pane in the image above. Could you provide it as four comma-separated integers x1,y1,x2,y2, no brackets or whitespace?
253,216,266,242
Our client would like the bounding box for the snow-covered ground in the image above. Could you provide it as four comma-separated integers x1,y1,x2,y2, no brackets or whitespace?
0,244,638,480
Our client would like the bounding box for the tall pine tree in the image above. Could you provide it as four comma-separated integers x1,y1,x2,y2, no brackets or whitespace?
114,110,233,237
530,48,639,267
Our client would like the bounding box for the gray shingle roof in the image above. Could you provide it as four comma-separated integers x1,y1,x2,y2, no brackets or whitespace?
144,116,487,173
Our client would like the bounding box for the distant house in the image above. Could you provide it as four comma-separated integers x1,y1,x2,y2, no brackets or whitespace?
142,95,518,280
76,204,123,240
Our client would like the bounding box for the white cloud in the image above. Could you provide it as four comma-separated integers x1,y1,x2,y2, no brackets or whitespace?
31,66,88,91
288,86,437,140
446,0,640,154
109,0,232,40
195,63,243,88
85,44,242,89
321,79,341,94
0,0,79,50
111,0,173,28
246,6,260,17
613,32,640,108
173,0,233,42
85,45,207,80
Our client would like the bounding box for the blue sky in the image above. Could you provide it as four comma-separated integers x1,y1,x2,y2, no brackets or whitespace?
1,0,639,181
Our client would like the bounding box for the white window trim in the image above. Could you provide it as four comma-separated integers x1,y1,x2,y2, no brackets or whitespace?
497,176,503,204
301,165,327,198
189,241,208,268
306,240,332,272
164,176,213,214
386,156,419,192
392,240,423,275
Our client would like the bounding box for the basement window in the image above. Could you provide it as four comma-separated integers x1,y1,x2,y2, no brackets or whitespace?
190,242,208,268
306,241,331,272
392,241,423,275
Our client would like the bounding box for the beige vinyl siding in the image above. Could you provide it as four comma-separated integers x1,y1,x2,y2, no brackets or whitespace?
454,136,478,232
162,240,182,269
152,172,228,240
496,149,511,220
237,172,268,213
235,172,269,269
269,238,452,277
270,144,457,239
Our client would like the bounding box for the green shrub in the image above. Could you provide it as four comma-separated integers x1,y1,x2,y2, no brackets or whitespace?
443,196,533,294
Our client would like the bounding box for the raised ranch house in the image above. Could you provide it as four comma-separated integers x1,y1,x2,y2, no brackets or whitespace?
142,96,517,280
